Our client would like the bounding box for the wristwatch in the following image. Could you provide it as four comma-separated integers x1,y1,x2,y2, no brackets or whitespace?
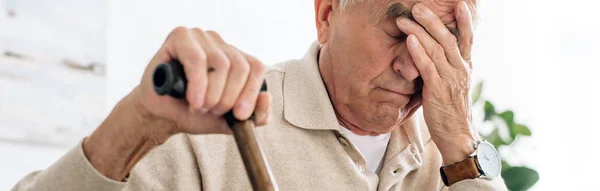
439,141,501,186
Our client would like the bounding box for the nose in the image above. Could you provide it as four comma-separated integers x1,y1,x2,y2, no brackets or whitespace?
392,49,420,82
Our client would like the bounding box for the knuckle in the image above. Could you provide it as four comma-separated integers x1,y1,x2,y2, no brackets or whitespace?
206,30,226,44
190,28,208,41
225,46,247,66
190,27,205,34
249,58,266,74
445,35,459,49
219,53,231,69
205,30,220,38
256,62,266,74
244,85,261,96
188,49,208,65
208,51,230,69
432,44,446,61
170,26,190,38
424,64,436,75
237,60,251,75
463,35,474,46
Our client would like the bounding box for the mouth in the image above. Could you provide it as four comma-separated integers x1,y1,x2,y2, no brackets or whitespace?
377,77,424,98
378,87,414,96
377,86,423,110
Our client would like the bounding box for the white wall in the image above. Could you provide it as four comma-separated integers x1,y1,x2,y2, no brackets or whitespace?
472,0,600,190
0,0,106,189
106,0,317,110
1,0,106,64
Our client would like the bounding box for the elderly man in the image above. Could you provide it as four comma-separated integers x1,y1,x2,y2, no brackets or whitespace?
13,0,506,190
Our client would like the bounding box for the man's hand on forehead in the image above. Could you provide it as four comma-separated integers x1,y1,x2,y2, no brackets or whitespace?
395,1,480,165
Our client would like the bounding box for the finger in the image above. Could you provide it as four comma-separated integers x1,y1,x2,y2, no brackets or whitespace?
205,30,225,43
254,92,271,126
195,30,230,112
396,17,438,59
234,53,266,120
407,35,441,84
167,27,208,109
396,17,454,74
411,4,463,69
212,45,251,116
456,1,474,66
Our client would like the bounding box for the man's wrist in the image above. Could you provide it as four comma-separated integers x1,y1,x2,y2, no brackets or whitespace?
433,131,478,166
83,88,176,180
439,139,477,165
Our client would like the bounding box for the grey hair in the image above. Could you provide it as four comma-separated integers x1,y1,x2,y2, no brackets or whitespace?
339,0,367,9
339,0,353,8
339,0,479,23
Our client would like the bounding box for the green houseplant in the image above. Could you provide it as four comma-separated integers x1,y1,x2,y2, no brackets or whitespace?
471,82,539,191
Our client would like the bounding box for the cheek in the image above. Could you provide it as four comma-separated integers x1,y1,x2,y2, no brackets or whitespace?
341,34,395,84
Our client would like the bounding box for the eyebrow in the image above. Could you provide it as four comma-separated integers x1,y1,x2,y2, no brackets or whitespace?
385,3,413,20
385,3,460,40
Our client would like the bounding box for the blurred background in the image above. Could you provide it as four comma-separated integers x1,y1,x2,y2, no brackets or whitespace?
1,0,598,190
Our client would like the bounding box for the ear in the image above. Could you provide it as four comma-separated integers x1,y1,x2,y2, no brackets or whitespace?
315,0,336,44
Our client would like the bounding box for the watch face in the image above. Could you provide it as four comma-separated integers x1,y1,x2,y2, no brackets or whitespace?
477,142,502,177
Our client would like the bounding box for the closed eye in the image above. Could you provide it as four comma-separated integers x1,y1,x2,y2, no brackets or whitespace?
394,34,408,42
389,32,408,42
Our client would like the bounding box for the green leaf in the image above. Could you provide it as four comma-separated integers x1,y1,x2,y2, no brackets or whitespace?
499,111,516,140
499,111,515,125
512,123,532,137
472,82,484,104
502,167,539,191
501,160,512,173
484,101,496,121
484,128,506,148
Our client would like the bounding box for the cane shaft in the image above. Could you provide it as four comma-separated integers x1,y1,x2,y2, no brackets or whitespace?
232,121,277,191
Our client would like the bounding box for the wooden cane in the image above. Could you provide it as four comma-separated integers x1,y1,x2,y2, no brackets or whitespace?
152,61,278,191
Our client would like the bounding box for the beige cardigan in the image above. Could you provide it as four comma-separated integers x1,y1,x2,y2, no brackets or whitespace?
12,42,507,191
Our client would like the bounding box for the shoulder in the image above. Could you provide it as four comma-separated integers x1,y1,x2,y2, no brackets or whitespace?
264,59,292,91
264,61,287,97
263,59,299,118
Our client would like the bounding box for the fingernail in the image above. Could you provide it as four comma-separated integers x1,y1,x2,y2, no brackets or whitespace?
237,102,250,117
256,112,267,121
397,18,409,28
408,35,419,48
199,108,208,114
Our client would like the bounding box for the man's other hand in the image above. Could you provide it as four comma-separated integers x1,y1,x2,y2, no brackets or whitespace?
83,27,271,180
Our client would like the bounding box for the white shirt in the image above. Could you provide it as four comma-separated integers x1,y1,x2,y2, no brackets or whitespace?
339,127,391,173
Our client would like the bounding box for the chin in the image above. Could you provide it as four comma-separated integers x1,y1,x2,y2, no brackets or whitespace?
362,103,408,133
